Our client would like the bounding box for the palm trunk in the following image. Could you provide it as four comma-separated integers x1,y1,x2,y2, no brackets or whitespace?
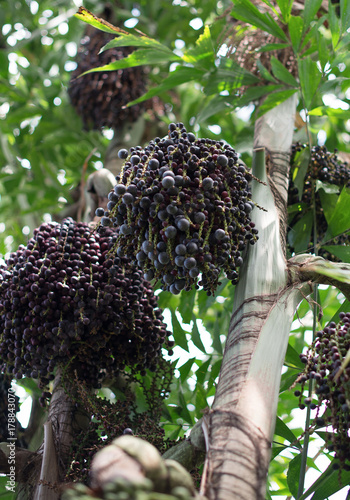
30,369,75,500
29,368,90,499
205,95,307,500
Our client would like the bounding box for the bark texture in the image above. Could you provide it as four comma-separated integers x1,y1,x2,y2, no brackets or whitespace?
29,369,90,499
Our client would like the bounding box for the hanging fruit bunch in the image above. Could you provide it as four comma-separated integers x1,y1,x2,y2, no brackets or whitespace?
0,218,172,398
287,143,350,256
96,123,259,295
294,312,350,471
289,143,350,205
68,7,148,131
219,0,300,97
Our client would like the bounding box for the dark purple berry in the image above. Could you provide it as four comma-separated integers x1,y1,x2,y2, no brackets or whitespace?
184,257,197,269
202,178,214,191
215,229,226,240
217,155,228,167
176,218,190,232
194,212,205,224
162,176,175,189
115,184,126,195
165,226,177,238
187,133,195,142
175,244,186,256
118,149,128,159
95,207,105,217
148,158,159,170
130,155,141,165
122,193,134,205
158,252,170,265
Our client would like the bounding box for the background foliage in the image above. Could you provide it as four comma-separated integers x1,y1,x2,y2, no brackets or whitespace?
1,0,350,499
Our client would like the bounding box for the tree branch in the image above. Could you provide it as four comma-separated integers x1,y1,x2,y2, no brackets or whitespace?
288,254,350,301
162,420,206,471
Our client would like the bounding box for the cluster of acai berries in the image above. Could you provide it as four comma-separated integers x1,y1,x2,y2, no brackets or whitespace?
0,218,171,398
97,123,258,295
294,312,350,469
288,143,350,206
287,143,350,258
68,9,148,131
